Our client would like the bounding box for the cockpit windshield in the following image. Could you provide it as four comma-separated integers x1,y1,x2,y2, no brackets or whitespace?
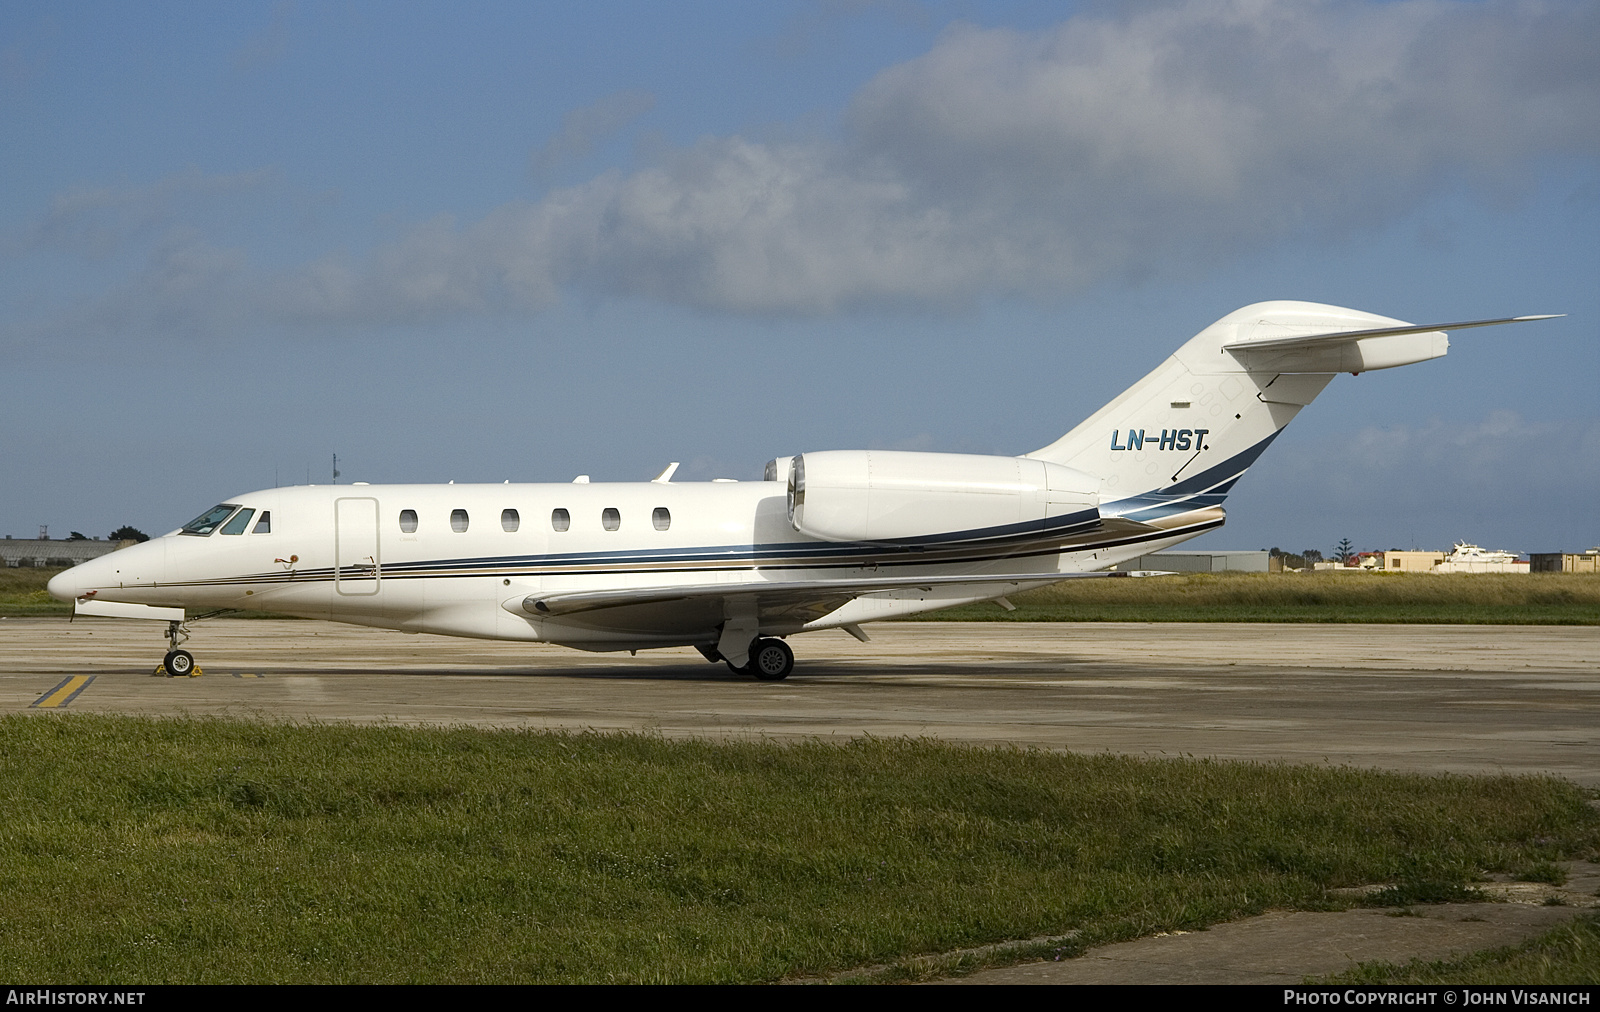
220,508,256,535
180,504,240,536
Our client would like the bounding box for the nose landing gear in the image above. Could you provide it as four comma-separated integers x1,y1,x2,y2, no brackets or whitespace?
156,619,201,677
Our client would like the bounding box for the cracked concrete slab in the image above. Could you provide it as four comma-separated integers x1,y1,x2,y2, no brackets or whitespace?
939,862,1600,985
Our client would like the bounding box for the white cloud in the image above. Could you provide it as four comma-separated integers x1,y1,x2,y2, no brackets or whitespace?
301,0,1597,319
7,228,250,350
234,0,294,74
8,0,1600,337
532,90,656,174
19,167,277,259
848,0,1600,243
1335,411,1595,489
1249,410,1600,550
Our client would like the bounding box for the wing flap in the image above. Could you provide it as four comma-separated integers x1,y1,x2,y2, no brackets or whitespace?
506,571,1126,619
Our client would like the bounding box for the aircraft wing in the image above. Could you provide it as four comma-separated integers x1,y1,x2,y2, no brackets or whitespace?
508,570,1125,619
1221,315,1561,353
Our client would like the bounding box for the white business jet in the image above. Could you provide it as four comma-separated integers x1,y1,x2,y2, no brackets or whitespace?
49,302,1556,680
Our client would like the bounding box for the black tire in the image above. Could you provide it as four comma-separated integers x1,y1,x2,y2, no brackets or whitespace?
748,638,794,681
164,649,194,676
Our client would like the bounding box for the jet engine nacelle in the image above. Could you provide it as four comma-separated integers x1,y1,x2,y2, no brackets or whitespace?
787,450,1100,544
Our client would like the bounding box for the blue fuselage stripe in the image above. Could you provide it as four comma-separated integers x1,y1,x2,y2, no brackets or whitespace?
1100,432,1280,521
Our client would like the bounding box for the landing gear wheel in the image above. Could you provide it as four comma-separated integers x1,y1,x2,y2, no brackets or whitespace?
163,649,194,677
748,638,794,681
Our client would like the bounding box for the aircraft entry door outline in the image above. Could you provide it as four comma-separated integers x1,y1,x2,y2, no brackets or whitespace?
334,497,381,596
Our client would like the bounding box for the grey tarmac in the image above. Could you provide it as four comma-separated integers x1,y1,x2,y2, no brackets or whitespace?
3,617,1597,984
3,618,1595,783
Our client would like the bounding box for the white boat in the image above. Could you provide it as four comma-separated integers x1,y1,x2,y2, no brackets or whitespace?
1434,542,1529,574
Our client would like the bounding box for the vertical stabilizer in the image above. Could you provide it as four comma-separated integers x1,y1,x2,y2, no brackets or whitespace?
1026,302,1443,524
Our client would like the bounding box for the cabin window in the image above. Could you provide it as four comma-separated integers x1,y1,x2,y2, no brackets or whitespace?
652,507,671,531
451,509,469,533
551,508,570,532
602,507,620,531
501,509,520,532
399,510,418,533
252,511,271,534
180,504,239,536
220,508,256,536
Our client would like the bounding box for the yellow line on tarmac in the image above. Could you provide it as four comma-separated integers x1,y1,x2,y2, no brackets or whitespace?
233,673,263,678
31,675,95,709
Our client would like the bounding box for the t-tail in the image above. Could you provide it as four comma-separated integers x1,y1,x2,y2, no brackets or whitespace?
1026,301,1559,536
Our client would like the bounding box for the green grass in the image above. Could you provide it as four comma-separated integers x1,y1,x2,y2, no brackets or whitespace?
11,568,1599,623
1,715,1595,983
0,567,70,616
908,572,1600,624
1316,914,1600,985
0,568,291,619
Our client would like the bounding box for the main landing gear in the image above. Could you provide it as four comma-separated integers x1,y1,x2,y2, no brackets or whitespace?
158,619,199,677
702,637,795,680
727,637,794,681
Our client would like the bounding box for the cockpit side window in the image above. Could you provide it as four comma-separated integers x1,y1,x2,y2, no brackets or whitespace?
252,511,272,534
180,504,239,536
220,508,256,535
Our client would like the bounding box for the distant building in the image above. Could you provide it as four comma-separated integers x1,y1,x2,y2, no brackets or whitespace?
0,538,125,568
1529,549,1600,574
1309,545,1542,574
1380,550,1446,572
1116,550,1268,573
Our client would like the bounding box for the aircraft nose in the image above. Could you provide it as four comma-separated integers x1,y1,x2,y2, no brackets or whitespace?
47,566,87,602
47,551,120,602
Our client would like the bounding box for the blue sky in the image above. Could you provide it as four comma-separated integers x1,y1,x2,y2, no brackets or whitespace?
3,0,1596,555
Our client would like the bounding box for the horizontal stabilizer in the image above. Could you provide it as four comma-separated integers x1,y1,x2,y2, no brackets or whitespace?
1223,314,1561,353
74,599,184,622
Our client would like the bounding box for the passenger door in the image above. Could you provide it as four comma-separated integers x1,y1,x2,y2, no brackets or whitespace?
334,497,381,596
